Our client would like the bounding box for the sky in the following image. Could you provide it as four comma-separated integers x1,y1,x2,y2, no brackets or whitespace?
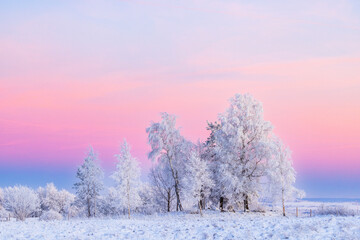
1,0,359,198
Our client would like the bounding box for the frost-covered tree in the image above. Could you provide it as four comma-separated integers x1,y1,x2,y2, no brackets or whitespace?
57,189,76,216
37,186,46,209
42,183,59,212
3,185,40,221
111,140,142,218
38,183,75,216
149,163,176,212
183,144,214,215
202,121,226,210
74,146,104,218
267,137,305,216
147,112,190,211
214,93,273,212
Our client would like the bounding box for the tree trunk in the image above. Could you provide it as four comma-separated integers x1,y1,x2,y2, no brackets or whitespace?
220,197,224,212
167,190,171,212
128,204,131,219
200,190,205,210
87,198,91,218
243,194,249,212
282,188,286,217
199,201,203,216
168,156,183,211
94,197,96,217
199,199,204,211
127,179,131,219
174,176,183,211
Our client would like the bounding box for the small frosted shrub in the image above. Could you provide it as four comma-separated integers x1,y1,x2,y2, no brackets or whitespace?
316,205,356,217
40,210,63,221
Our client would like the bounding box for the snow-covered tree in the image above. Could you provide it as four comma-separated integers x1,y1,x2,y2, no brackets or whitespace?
267,137,305,216
74,146,104,218
147,112,191,211
202,121,226,210
42,183,59,212
149,163,176,212
214,93,273,212
111,140,143,218
183,144,214,215
38,183,75,216
3,185,40,221
57,189,76,216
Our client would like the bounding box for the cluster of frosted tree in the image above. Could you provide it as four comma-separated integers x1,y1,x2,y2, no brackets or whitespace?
0,184,75,221
146,93,304,216
0,93,304,221
70,93,304,218
73,142,143,218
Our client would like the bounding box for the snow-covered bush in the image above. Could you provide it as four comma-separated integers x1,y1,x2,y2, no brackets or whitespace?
39,210,63,221
251,203,267,213
316,205,356,216
3,185,40,221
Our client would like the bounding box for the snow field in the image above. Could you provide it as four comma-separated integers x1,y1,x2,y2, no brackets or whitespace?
1,211,360,240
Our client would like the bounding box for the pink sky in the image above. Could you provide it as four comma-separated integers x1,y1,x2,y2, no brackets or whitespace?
1,0,360,196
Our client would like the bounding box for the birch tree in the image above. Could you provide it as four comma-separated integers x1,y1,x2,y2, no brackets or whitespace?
147,112,188,211
267,137,305,216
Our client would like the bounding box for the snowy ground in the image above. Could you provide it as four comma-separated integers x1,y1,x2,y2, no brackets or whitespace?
1,201,360,240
